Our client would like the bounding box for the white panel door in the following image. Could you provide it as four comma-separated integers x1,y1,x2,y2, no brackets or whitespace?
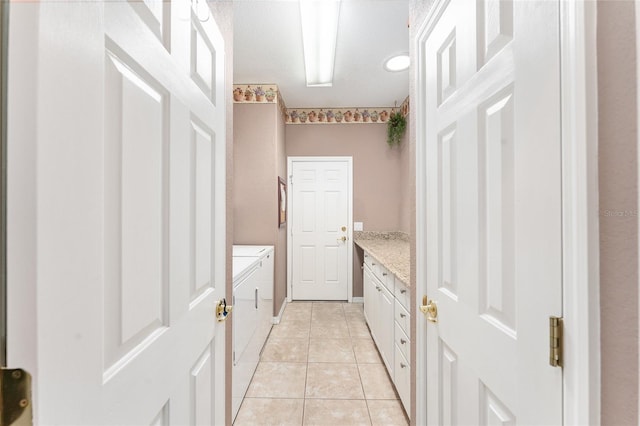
290,158,351,301
419,0,563,424
7,0,227,424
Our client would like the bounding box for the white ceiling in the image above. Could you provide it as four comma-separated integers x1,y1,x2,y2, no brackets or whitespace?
233,0,410,109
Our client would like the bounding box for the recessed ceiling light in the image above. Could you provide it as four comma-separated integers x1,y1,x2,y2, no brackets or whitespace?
384,54,410,72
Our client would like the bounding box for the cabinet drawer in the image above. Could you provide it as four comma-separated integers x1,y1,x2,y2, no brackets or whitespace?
394,321,410,361
394,344,411,413
364,251,374,269
395,299,410,336
377,264,395,293
394,278,409,310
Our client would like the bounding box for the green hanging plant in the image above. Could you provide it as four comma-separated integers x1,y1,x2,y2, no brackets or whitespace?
387,111,406,147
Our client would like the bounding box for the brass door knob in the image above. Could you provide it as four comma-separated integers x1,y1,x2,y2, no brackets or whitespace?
337,236,348,242
420,295,438,323
216,298,233,322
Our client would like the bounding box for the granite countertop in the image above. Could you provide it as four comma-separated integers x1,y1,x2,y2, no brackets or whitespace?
354,231,410,286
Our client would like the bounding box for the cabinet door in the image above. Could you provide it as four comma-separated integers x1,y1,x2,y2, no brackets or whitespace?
379,283,395,375
363,264,374,327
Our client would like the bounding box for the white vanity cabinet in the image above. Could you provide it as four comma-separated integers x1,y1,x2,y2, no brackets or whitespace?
232,245,274,421
363,258,394,374
362,250,411,414
393,278,411,411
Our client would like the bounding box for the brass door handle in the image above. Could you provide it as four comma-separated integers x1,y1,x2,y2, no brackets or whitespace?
337,236,348,242
215,298,233,322
420,295,438,323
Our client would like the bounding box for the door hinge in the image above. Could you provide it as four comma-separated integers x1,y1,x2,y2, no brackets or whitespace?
549,316,563,368
233,351,236,364
289,175,293,185
1,368,33,426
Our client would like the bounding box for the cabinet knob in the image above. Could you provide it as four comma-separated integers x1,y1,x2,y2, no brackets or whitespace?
400,289,406,294
400,313,406,318
382,272,387,276
401,339,407,345
400,363,407,369
372,263,376,266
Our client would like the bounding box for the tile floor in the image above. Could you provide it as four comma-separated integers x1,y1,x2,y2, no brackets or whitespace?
234,302,409,426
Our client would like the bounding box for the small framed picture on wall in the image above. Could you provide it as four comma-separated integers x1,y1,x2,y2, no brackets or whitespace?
278,177,287,228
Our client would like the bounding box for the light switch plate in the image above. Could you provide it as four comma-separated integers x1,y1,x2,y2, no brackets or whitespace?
354,222,363,231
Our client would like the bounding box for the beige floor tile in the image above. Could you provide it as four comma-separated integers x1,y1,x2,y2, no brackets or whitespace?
234,398,304,426
312,302,346,310
310,320,350,339
303,399,371,426
346,315,367,327
358,364,398,399
282,303,313,322
246,362,307,398
286,302,314,312
305,363,364,399
308,338,355,363
343,303,365,314
261,338,309,362
345,311,365,322
311,303,346,321
352,338,382,364
367,400,409,426
270,320,311,339
348,320,372,339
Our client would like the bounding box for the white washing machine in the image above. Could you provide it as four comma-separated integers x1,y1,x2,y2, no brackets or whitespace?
231,245,274,421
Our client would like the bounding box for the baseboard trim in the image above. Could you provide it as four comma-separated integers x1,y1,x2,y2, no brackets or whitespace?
351,297,364,304
272,299,287,324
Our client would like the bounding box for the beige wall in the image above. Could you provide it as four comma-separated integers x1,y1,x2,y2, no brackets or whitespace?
275,106,287,316
598,1,639,424
286,123,410,298
233,102,288,317
234,103,277,242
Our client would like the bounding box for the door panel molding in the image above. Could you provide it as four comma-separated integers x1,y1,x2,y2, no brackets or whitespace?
414,1,600,425
287,156,353,302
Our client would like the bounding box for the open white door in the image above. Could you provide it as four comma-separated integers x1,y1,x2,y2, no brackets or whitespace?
416,0,563,424
288,157,353,301
7,0,227,424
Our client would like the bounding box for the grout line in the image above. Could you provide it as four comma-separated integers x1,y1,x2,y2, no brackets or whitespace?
239,302,402,425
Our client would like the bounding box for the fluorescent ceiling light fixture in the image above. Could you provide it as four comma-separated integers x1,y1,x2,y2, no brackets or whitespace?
300,0,341,87
384,54,410,72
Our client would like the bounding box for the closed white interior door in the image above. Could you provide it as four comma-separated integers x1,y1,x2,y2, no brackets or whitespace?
289,158,352,301
7,0,227,424
418,0,563,424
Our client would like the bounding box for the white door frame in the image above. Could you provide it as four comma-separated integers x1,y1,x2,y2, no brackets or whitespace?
414,1,600,425
286,156,353,303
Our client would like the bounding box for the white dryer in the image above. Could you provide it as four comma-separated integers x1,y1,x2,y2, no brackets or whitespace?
231,245,274,420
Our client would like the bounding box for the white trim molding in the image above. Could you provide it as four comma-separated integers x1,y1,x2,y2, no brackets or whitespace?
286,156,354,303
414,1,450,425
272,299,287,325
560,2,601,425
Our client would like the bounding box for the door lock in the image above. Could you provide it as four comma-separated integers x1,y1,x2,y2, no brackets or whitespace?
215,298,233,322
420,295,438,323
